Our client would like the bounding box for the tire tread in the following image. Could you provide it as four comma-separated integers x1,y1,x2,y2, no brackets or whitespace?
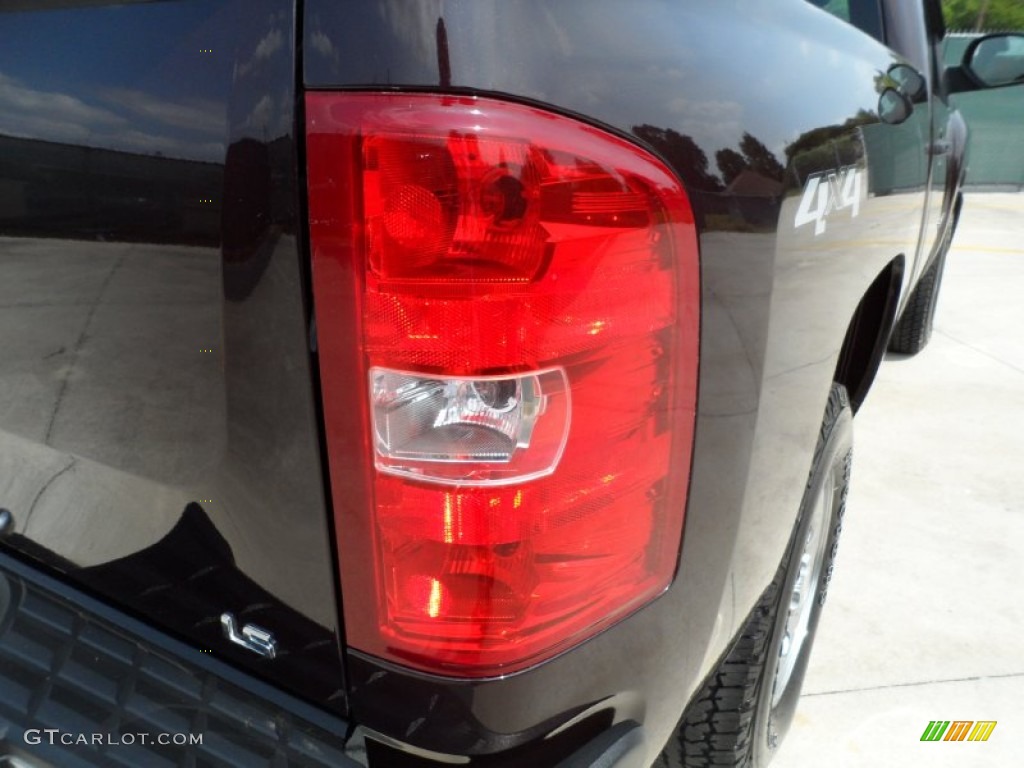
888,255,942,354
655,386,851,768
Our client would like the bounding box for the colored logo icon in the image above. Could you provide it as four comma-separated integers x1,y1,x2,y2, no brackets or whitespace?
921,721,997,742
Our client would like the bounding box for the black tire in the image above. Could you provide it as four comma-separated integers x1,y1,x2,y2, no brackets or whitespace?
655,385,853,768
888,195,961,355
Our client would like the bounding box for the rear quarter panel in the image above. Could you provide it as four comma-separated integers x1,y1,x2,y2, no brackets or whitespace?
304,0,930,760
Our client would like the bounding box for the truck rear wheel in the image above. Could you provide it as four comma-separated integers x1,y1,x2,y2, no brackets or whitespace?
887,250,947,355
656,384,852,767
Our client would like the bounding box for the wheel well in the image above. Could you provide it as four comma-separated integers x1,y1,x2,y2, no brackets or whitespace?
833,257,904,413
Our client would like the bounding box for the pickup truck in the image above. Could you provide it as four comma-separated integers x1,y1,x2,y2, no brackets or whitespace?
0,1,1019,766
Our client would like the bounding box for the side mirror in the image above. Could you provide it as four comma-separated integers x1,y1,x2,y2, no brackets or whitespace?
887,64,926,101
963,32,1024,89
878,88,913,125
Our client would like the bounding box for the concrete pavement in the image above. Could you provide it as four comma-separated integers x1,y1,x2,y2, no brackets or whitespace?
773,193,1024,767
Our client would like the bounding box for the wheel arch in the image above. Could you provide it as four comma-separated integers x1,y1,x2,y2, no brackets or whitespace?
833,256,905,413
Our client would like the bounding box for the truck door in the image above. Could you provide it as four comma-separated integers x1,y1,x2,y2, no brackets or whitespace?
881,0,955,283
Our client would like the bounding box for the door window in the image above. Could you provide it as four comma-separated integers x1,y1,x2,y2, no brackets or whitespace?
808,0,885,42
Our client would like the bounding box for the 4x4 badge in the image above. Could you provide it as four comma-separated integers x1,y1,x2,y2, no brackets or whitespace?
794,165,864,236
220,613,278,659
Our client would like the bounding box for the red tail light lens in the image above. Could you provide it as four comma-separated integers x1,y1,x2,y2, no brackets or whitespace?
307,93,699,677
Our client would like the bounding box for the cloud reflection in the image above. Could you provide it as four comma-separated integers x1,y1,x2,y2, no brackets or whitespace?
0,71,225,162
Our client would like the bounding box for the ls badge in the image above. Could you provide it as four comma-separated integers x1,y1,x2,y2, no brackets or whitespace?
795,165,864,236
221,612,278,659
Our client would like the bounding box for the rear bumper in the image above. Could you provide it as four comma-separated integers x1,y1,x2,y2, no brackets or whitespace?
0,550,650,768
0,550,359,768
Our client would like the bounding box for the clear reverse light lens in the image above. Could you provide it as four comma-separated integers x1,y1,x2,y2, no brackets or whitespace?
370,367,569,486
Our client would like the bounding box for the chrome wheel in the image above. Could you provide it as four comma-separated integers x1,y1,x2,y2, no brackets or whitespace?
770,471,834,710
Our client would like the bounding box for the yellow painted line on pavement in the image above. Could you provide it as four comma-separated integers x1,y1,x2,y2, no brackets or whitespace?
785,240,1023,255
963,203,1024,213
952,244,1024,254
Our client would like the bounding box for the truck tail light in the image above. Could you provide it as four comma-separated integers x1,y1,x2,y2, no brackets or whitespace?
306,93,699,677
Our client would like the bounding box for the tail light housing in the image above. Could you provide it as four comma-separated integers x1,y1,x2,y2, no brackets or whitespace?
306,93,699,677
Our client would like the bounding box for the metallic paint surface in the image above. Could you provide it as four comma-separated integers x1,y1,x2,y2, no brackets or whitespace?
303,0,957,761
0,0,963,763
0,0,345,712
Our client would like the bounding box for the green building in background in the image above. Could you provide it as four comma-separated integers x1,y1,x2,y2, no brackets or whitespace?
942,0,1024,189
